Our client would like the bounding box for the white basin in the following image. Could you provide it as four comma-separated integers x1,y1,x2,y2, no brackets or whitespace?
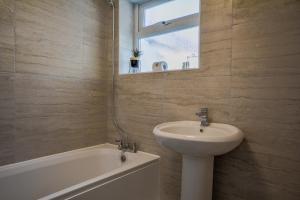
153,121,244,156
153,121,244,200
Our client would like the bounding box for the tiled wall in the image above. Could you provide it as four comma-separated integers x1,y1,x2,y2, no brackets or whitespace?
108,0,300,199
1,0,299,199
0,0,110,165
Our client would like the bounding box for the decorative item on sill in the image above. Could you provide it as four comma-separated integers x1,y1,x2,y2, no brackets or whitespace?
182,61,190,70
152,61,168,72
129,48,142,73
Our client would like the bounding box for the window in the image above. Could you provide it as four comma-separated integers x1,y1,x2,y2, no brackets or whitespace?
135,0,200,72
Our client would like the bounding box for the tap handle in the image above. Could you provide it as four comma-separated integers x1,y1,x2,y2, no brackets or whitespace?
132,142,137,153
115,138,123,149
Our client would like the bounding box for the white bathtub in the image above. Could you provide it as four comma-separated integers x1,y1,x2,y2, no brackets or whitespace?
0,143,160,200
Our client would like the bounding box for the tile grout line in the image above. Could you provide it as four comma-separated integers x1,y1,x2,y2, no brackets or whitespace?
12,0,17,163
229,0,234,124
12,0,16,74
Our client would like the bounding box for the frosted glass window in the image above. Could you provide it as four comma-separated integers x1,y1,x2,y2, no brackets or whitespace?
144,0,199,27
140,26,199,72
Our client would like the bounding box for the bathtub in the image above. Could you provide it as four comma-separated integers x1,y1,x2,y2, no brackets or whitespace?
0,143,160,200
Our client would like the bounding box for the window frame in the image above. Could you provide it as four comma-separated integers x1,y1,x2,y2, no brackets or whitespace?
134,0,200,49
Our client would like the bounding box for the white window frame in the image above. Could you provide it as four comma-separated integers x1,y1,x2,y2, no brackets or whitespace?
134,0,200,51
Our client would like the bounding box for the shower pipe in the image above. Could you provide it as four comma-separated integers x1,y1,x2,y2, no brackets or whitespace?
106,0,129,142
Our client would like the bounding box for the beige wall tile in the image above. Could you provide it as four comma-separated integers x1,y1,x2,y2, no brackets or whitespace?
110,0,300,199
0,73,14,165
0,0,15,72
0,0,110,165
1,0,300,199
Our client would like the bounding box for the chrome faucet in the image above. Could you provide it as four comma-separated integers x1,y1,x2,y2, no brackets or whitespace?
115,138,137,153
195,108,209,127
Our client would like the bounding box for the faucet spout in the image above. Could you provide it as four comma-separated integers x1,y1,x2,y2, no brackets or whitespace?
195,108,209,127
115,138,137,153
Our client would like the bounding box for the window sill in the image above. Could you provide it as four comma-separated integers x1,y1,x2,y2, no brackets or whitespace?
118,67,201,76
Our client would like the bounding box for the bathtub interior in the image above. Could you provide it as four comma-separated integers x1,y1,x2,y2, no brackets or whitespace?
0,144,159,200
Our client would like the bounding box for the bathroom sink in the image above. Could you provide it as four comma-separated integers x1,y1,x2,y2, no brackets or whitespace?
153,121,244,200
153,121,244,156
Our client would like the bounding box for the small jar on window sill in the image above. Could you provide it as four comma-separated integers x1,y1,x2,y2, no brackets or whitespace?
130,56,140,68
129,57,140,73
129,49,142,73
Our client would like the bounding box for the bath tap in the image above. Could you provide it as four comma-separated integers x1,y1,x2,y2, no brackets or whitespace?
115,138,137,153
195,108,209,127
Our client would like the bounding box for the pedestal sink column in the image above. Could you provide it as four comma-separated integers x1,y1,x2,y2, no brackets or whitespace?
181,155,214,200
